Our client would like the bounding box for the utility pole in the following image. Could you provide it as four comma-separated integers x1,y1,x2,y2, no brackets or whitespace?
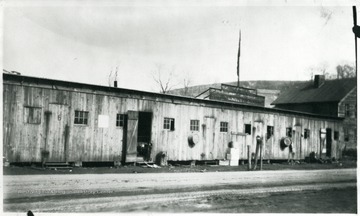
353,6,358,77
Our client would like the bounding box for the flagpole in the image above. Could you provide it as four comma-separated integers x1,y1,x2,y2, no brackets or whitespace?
237,29,241,87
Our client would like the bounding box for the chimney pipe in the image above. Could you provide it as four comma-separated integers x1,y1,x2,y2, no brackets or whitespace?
114,81,118,88
314,75,325,88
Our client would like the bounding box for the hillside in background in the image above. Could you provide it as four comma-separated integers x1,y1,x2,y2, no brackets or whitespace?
168,80,311,97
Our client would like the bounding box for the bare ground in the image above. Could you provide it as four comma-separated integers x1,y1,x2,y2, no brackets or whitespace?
3,168,357,213
148,186,357,213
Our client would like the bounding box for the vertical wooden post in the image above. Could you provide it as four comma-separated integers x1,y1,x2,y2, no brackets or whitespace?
247,145,251,170
253,142,259,170
319,139,323,159
44,111,52,152
64,124,69,163
43,111,52,167
260,142,263,170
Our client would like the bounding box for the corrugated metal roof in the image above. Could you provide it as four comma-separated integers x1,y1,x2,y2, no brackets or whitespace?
271,78,356,105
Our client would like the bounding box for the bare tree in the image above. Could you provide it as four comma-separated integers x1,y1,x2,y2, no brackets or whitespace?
320,6,334,26
182,77,192,96
108,69,113,86
108,66,119,87
336,64,356,79
308,62,331,79
152,64,179,94
176,70,193,96
308,63,356,81
319,62,330,78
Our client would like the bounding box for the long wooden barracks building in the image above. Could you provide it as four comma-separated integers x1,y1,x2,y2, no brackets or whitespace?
3,73,345,164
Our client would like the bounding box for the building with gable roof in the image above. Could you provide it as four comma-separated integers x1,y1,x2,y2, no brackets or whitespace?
272,75,357,149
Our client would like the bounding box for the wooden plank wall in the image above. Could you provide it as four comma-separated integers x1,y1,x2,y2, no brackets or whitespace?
3,82,344,162
338,87,357,149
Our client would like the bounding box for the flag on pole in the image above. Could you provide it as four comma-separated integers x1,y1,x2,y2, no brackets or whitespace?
237,29,241,86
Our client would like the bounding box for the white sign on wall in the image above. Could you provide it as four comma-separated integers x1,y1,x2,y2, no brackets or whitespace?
98,115,109,128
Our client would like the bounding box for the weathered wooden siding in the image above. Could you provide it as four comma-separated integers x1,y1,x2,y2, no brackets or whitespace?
338,87,357,149
3,81,344,163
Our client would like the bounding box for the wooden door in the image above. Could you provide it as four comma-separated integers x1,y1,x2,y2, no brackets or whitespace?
126,111,138,162
293,126,302,160
204,117,215,160
264,126,274,160
231,133,246,159
46,104,69,162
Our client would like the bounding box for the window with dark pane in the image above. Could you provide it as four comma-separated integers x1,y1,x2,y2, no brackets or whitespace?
164,118,175,131
190,120,199,131
334,131,339,140
116,114,126,127
267,126,274,139
220,122,228,132
74,110,89,125
286,127,292,137
24,107,42,124
304,129,310,139
244,124,251,135
163,118,170,129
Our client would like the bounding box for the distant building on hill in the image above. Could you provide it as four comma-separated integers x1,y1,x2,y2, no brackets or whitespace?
168,81,282,107
195,84,265,107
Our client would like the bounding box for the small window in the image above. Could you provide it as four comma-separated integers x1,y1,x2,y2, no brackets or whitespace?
344,128,349,142
220,122,228,132
304,129,310,139
286,127,292,137
24,107,42,124
116,114,126,127
267,126,274,139
345,104,350,117
190,120,199,131
164,118,175,131
334,131,339,140
245,124,252,135
74,110,89,125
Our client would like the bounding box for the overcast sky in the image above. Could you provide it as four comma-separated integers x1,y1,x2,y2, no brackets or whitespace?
3,0,359,92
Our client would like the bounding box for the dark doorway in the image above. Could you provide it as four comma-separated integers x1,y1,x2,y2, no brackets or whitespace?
138,112,152,143
137,112,153,159
124,111,153,162
326,128,332,157
121,114,128,164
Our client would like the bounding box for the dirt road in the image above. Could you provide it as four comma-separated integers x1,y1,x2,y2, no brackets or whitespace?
3,168,356,213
